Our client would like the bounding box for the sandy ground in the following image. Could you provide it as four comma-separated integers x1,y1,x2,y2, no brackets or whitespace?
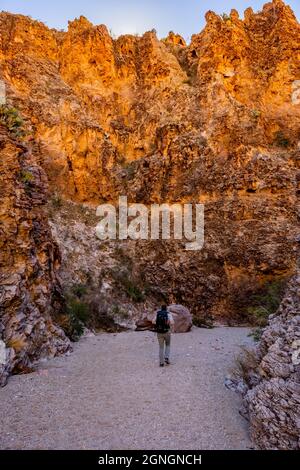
0,327,254,450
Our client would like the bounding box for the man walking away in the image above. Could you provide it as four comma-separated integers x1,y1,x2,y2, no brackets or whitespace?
154,305,174,367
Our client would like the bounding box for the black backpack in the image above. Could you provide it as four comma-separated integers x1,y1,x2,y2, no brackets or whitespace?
156,310,170,333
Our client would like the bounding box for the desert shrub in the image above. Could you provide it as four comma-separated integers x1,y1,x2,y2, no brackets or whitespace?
0,105,26,137
125,281,145,302
246,279,285,327
60,282,129,337
76,203,98,226
51,192,63,208
7,335,26,352
183,77,193,86
64,296,89,340
251,109,261,119
61,284,90,340
117,153,126,165
111,268,145,303
113,245,133,268
274,130,290,148
221,13,231,22
247,306,269,326
232,346,260,388
20,169,34,186
193,317,203,327
88,297,125,332
248,327,263,342
193,315,214,329
67,298,89,323
119,272,145,302
71,284,88,299
110,304,130,319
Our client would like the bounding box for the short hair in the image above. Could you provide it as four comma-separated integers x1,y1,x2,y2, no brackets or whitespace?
161,304,167,310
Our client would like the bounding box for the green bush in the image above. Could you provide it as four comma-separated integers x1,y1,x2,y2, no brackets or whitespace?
247,306,269,326
121,274,145,302
246,280,285,327
221,13,231,22
248,327,263,342
67,298,89,323
183,77,193,86
64,297,89,340
193,316,214,329
61,284,90,340
20,170,34,186
110,304,130,319
51,192,63,208
274,131,290,148
0,105,26,137
71,283,88,299
125,283,145,302
111,268,145,303
251,109,261,119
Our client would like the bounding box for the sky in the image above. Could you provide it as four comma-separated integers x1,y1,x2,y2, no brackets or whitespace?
0,0,299,41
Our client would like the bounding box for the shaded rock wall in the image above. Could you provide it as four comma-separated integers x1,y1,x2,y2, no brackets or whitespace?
244,267,300,449
0,125,70,386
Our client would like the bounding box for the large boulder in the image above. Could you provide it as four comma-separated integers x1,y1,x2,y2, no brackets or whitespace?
136,304,192,333
168,304,193,333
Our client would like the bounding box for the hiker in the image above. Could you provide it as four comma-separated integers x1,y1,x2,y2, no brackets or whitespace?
153,305,174,367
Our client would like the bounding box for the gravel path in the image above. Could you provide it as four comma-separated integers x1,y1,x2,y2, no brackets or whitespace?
0,327,254,450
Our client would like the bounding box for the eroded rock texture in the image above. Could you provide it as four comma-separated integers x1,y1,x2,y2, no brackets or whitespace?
244,268,300,449
0,0,299,383
1,1,298,322
0,126,70,386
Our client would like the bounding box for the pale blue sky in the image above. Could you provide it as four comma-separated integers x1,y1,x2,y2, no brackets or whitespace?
0,1,299,40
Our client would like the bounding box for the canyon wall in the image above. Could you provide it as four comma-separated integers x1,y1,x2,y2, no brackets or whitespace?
0,0,299,382
243,267,300,449
0,125,70,386
1,0,299,323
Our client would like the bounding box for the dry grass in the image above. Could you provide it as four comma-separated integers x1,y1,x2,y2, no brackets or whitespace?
7,335,26,352
232,346,260,387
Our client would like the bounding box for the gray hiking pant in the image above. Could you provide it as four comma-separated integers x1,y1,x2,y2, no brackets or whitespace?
157,332,171,364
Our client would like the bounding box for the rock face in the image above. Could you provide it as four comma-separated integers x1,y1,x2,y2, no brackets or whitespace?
0,0,299,389
0,1,299,324
241,268,300,449
0,125,70,386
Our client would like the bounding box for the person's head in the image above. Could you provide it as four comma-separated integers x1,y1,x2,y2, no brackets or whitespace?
161,304,167,311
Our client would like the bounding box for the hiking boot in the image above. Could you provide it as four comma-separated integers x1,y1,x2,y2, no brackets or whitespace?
165,359,170,365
